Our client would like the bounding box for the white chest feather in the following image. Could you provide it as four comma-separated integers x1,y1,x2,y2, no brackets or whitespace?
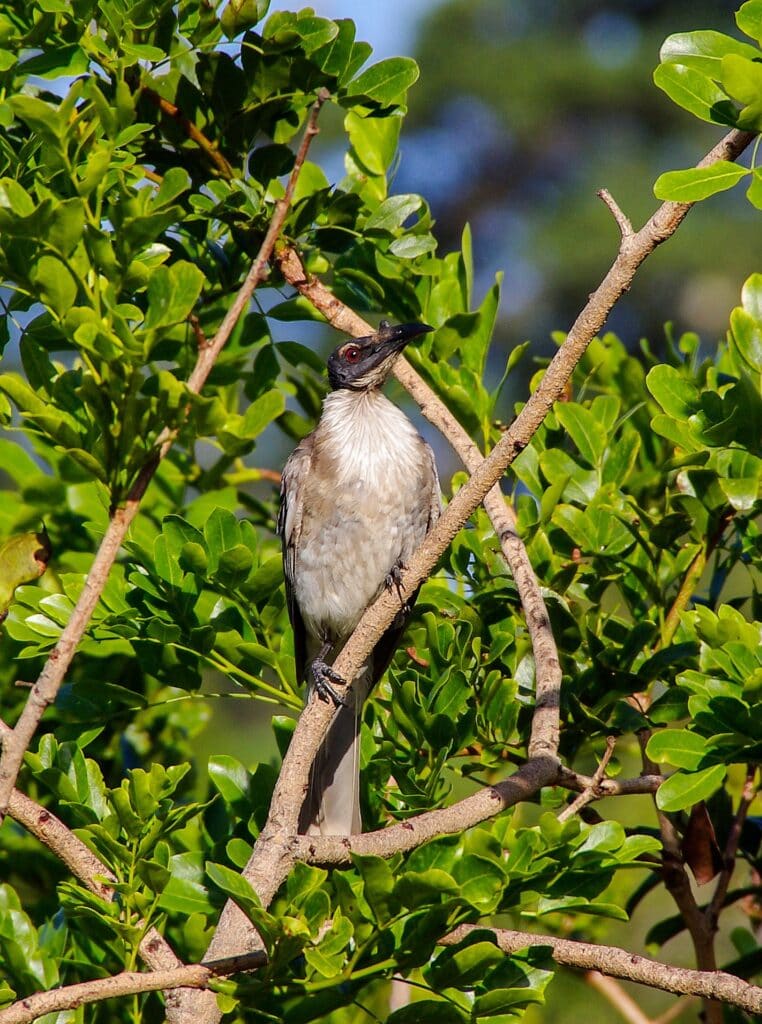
293,390,438,640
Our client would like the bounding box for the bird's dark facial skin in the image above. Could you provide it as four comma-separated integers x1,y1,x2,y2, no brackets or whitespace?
327,321,433,391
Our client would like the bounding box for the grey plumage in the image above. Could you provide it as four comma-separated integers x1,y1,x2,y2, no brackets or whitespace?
278,322,441,835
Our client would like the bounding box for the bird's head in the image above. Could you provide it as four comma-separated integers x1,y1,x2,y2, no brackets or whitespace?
327,321,433,392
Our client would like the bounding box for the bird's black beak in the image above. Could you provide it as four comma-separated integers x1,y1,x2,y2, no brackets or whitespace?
372,321,433,357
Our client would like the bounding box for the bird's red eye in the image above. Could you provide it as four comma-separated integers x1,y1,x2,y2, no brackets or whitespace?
344,346,360,363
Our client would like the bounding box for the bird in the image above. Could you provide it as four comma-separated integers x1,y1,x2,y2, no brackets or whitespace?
278,320,441,836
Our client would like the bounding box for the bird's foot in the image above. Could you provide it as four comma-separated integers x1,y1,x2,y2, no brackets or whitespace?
385,559,409,610
311,659,349,707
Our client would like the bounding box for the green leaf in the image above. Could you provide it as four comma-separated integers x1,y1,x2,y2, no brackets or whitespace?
720,54,762,130
208,755,249,808
555,403,604,466
31,255,78,317
428,940,504,988
221,0,270,38
19,44,88,79
352,854,399,925
345,108,400,178
646,729,707,770
653,63,739,126
242,390,285,438
8,94,66,144
366,194,423,232
216,544,254,587
204,508,240,566
536,897,629,920
730,312,762,373
389,234,436,259
144,262,205,331
346,56,420,107
646,364,700,418
313,18,356,80
159,853,213,915
394,868,459,908
387,1001,467,1024
656,764,727,812
653,161,750,202
155,167,192,208
660,30,760,76
737,0,762,44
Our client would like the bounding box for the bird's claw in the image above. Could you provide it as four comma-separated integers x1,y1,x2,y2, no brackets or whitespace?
311,658,349,707
385,560,408,610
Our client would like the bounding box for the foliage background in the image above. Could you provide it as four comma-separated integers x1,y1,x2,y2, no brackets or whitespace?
0,1,760,1023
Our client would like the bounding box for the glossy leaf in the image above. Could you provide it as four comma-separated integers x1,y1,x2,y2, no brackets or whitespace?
656,765,727,812
653,161,750,202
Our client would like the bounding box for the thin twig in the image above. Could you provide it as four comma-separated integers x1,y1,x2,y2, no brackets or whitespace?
557,765,663,798
654,995,697,1024
585,970,655,1024
0,88,330,828
706,766,757,931
598,188,634,238
659,509,734,649
558,736,617,823
141,86,235,179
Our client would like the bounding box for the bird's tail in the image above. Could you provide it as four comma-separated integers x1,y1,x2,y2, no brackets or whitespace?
299,664,372,836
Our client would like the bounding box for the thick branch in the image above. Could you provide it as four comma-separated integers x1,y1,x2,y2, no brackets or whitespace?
0,952,266,1024
291,760,663,865
0,88,330,826
294,756,557,864
442,926,762,1015
638,729,721,1022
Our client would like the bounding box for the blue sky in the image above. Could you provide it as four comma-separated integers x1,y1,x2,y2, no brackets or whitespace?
268,0,441,59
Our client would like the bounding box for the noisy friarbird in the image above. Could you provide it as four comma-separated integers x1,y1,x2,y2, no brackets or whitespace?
278,321,441,835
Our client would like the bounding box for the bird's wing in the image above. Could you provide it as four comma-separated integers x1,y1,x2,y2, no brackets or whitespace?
278,435,314,684
424,440,442,531
370,438,442,686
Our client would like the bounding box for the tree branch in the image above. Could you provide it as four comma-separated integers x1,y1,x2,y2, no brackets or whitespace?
0,88,330,827
558,736,617,823
0,951,266,1024
442,925,762,1015
293,756,557,864
556,765,663,798
598,188,634,239
637,730,721,1023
